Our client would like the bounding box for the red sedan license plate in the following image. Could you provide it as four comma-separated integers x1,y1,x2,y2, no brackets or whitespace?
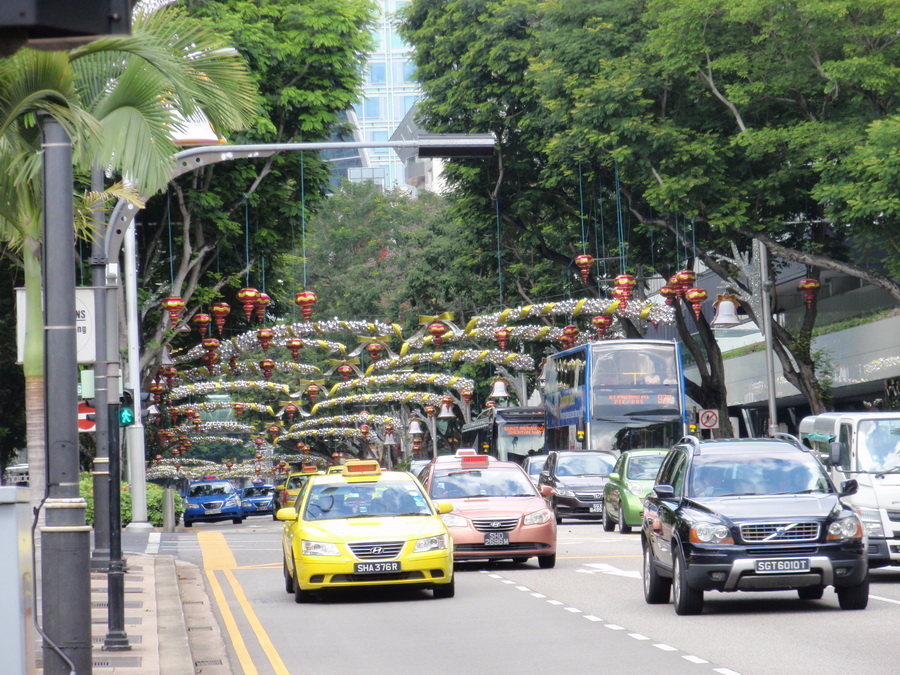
755,558,810,574
354,562,400,574
484,531,509,546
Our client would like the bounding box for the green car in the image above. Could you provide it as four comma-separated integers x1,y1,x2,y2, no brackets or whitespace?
602,449,668,533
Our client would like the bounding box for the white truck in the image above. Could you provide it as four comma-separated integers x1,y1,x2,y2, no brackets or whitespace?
799,412,900,568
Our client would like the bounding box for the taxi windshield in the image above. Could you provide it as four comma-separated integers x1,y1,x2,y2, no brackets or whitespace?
431,467,537,499
303,482,431,520
243,486,273,498
189,481,233,497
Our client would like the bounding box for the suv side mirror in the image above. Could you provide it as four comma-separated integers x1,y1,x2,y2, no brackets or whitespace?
828,441,847,467
653,485,675,500
839,479,858,497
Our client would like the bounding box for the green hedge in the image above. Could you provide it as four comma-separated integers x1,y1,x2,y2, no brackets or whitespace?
80,473,184,527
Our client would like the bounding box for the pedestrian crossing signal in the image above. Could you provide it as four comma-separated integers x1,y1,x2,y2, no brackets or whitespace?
120,390,136,426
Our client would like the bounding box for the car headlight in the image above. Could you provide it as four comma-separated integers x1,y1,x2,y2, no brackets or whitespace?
854,507,884,538
828,514,864,541
441,513,468,528
690,522,734,544
225,495,239,506
186,503,201,511
241,501,252,508
414,534,448,552
627,482,643,496
524,508,553,526
300,540,341,556
555,487,575,497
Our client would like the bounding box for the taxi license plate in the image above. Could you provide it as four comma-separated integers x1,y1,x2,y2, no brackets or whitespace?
755,558,810,574
484,531,509,546
354,562,400,574
205,508,222,515
589,503,602,513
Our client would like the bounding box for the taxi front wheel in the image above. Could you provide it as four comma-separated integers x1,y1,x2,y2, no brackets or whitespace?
284,558,294,594
433,576,455,599
293,566,314,604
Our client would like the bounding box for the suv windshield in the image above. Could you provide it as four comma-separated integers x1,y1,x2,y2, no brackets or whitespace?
432,467,537,499
689,451,831,498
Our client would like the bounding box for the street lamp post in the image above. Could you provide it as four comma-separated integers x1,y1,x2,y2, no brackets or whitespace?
756,239,780,437
101,135,494,527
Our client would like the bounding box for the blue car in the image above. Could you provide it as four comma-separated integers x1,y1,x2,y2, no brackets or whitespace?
183,477,244,527
240,483,276,516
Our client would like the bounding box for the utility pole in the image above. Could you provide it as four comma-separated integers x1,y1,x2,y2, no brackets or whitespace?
40,114,92,675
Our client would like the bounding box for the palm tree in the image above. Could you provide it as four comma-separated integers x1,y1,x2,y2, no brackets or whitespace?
0,3,258,511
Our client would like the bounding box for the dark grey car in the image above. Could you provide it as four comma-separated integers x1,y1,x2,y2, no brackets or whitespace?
538,450,617,523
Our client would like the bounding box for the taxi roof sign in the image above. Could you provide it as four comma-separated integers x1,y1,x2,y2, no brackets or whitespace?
455,448,478,456
460,454,489,467
342,459,381,476
300,464,318,473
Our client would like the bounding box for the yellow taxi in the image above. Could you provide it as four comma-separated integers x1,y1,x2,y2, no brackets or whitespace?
273,465,321,520
277,459,455,602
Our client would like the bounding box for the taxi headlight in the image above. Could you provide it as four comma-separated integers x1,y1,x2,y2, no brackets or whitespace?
414,534,448,552
855,507,884,538
441,513,467,528
301,540,341,556
690,523,733,544
827,514,864,541
241,501,252,508
627,482,643,496
555,487,575,498
225,495,239,506
186,503,201,511
523,508,552,526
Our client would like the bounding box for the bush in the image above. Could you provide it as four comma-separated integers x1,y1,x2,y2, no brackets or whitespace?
80,473,184,527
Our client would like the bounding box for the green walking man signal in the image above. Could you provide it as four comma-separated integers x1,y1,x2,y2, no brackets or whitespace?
120,390,136,426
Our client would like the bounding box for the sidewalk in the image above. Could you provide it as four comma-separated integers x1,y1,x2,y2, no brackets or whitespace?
38,553,233,674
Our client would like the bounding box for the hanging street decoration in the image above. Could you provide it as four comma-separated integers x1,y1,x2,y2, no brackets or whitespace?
294,290,318,321
798,278,820,308
211,301,231,335
162,296,185,325
574,254,594,284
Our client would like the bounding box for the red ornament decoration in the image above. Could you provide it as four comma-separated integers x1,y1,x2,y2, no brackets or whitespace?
365,342,384,362
460,389,473,405
268,425,280,441
256,327,275,353
202,337,220,354
485,400,498,408
160,365,178,388
232,402,245,418
192,313,212,338
294,290,318,321
660,285,678,305
306,383,322,404
169,408,181,426
254,437,264,450
283,404,298,423
384,422,394,434
254,292,271,324
286,338,304,362
424,405,436,419
592,314,612,339
359,424,370,439
201,351,219,370
684,287,708,320
192,416,201,429
676,269,696,295
562,324,580,349
228,355,238,372
260,358,276,380
614,274,636,309
161,296,185,326
574,254,595,284
669,274,683,298
149,380,165,404
494,327,511,351
337,364,354,381
237,287,260,322
211,302,231,336
427,322,449,350
798,278,820,308
226,460,233,469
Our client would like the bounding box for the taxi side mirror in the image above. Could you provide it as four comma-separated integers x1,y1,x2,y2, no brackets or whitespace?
539,485,553,498
276,483,285,491
609,472,620,482
435,502,454,514
275,507,298,521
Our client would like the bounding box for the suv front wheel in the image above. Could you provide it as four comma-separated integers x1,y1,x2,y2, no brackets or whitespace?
672,547,703,615
642,542,671,604
837,575,869,610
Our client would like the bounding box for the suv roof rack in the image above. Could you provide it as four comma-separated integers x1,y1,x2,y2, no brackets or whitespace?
678,435,701,448
771,432,807,451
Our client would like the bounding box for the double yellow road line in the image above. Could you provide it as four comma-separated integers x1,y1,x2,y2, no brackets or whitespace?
198,531,289,675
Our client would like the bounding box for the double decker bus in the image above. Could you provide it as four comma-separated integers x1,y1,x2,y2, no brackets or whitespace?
460,406,546,464
542,339,687,453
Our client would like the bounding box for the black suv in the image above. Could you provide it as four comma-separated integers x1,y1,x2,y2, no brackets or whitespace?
538,450,617,523
642,436,868,615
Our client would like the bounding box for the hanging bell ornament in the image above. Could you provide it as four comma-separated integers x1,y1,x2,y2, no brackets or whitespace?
237,287,261,322
260,358,276,380
574,254,594,284
286,338,304,362
798,278,820,309
427,322,448,350
254,292,271,324
494,327,511,352
294,290,318,321
256,327,275,353
192,313,212,337
161,296,185,326
684,287,708,320
365,342,384,363
211,302,231,336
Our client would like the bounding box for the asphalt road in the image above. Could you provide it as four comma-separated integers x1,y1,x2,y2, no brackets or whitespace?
126,518,900,675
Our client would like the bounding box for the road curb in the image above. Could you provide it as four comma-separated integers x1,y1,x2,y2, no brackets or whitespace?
175,559,234,674
156,555,195,675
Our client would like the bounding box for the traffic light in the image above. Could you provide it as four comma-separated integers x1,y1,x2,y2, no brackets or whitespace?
120,390,136,426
